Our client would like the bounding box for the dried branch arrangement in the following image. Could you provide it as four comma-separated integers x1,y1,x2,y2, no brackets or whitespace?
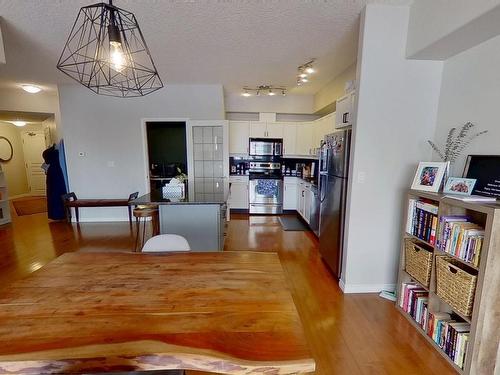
428,122,487,163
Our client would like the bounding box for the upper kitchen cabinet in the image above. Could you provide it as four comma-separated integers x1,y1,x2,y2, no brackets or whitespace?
249,121,267,138
336,91,355,129
229,121,249,154
249,121,283,138
282,123,297,156
296,122,314,156
314,113,335,145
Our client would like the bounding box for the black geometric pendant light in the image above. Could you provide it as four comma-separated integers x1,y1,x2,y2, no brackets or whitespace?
57,0,163,97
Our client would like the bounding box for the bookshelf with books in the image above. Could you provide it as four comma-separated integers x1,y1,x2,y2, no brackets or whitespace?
0,166,11,226
397,190,499,375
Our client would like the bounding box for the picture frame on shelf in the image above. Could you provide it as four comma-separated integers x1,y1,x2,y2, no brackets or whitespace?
463,155,500,199
410,162,448,192
443,177,477,196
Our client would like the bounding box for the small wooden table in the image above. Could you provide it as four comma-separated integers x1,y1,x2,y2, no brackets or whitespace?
0,252,315,374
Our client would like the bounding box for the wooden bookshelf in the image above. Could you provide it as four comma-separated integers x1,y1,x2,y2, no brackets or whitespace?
0,166,11,226
397,190,500,375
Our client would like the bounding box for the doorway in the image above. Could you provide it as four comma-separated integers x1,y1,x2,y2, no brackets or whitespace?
145,121,187,191
21,131,47,195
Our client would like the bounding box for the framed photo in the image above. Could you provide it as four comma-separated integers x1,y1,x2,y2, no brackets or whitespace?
411,162,448,192
463,155,500,198
443,177,476,196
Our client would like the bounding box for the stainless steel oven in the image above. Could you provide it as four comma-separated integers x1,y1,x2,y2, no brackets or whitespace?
248,162,283,214
249,138,283,157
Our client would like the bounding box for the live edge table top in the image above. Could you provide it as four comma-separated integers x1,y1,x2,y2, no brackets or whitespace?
0,251,315,375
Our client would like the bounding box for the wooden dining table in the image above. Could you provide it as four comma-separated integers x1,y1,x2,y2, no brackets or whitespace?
0,251,315,374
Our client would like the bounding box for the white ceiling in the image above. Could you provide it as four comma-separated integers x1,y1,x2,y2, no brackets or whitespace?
0,0,409,96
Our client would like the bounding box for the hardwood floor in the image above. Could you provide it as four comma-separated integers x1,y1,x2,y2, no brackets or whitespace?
0,208,456,375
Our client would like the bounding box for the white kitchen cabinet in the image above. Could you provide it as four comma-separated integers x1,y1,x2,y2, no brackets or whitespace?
229,121,249,154
336,91,355,128
249,121,267,138
228,176,249,209
296,122,314,156
282,123,297,156
266,122,284,138
283,177,299,210
249,121,283,138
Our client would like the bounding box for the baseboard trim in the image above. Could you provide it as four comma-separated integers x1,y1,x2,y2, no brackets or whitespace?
340,282,396,294
9,193,34,200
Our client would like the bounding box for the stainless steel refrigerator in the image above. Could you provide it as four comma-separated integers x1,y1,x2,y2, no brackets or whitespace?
318,129,351,279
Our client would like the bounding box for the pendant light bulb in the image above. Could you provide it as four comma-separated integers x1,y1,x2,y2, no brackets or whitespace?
300,77,309,83
108,22,126,73
268,89,276,96
282,90,286,96
298,72,308,79
242,90,251,97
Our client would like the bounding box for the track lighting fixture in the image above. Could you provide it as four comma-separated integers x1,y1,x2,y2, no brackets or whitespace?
297,59,316,86
241,85,287,97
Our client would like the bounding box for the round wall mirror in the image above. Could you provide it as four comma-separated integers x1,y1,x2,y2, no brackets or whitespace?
0,136,14,162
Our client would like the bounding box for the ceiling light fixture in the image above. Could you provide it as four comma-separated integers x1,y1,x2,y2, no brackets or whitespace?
241,85,287,98
21,85,42,94
57,0,163,97
297,59,316,86
9,121,27,127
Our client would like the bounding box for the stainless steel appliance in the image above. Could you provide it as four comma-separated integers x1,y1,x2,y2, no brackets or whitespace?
249,161,283,214
318,130,351,279
249,138,283,156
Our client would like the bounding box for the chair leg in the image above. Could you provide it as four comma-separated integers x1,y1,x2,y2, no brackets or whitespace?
128,206,132,225
75,207,80,223
135,218,140,252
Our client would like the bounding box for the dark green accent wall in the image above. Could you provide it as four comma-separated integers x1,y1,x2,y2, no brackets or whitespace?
146,122,187,173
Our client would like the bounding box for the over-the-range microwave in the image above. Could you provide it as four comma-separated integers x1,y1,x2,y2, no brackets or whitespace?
249,138,283,156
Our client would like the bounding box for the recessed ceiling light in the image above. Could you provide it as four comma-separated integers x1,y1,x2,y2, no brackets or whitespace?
9,121,27,127
21,84,42,94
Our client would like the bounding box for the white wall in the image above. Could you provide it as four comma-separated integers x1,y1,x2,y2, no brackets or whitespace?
0,88,61,141
407,0,500,59
432,35,500,175
224,93,314,114
59,84,225,221
341,4,443,293
313,63,356,113
0,122,28,196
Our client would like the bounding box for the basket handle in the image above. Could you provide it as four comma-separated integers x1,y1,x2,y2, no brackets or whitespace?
448,264,458,274
413,245,420,252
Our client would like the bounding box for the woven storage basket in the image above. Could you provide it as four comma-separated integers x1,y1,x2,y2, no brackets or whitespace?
436,256,477,317
404,239,433,287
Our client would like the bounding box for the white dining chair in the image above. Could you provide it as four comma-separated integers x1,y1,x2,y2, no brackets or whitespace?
141,234,191,252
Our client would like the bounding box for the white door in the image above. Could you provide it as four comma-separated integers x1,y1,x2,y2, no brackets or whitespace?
266,122,284,138
229,121,249,154
21,131,47,195
249,121,267,138
303,188,312,224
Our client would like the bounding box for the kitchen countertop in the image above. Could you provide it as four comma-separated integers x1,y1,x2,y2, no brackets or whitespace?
131,179,230,206
285,175,318,187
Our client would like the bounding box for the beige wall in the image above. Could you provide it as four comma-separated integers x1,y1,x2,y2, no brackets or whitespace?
313,63,356,113
0,122,29,197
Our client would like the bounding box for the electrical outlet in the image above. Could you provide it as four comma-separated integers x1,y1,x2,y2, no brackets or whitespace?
78,152,86,157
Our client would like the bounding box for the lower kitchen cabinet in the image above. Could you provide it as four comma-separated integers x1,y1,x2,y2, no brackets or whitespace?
284,178,298,210
229,176,249,209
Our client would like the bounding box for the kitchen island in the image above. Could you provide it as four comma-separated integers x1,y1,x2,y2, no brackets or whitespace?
131,180,229,251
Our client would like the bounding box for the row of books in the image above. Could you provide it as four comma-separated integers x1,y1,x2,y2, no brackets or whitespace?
428,312,470,369
399,283,428,329
406,199,439,245
437,216,484,267
399,283,470,369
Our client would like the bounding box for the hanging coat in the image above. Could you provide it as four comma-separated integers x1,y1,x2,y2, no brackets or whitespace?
42,145,67,220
